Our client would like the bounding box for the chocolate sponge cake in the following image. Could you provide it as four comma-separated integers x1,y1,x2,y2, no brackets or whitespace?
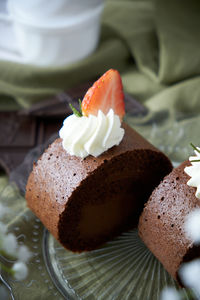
26,123,172,252
139,161,200,283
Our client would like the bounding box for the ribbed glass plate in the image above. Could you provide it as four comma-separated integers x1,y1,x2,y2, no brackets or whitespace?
43,229,190,300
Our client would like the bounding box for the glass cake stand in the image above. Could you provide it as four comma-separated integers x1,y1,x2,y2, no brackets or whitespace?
4,107,200,300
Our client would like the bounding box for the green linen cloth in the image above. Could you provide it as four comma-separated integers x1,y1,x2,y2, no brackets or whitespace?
0,0,199,159
0,0,199,110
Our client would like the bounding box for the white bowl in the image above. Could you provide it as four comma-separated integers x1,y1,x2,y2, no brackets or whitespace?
7,1,104,66
8,0,104,27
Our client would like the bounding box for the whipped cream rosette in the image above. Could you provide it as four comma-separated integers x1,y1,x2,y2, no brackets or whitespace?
59,109,124,158
184,145,200,199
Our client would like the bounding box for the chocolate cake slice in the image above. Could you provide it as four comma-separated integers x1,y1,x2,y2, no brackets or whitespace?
26,123,172,252
139,161,200,284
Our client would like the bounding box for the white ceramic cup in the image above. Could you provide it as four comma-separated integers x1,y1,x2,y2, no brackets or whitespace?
0,0,104,66
8,0,104,26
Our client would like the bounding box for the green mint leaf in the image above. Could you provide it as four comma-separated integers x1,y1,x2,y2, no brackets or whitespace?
69,103,82,117
190,159,200,162
190,143,200,154
79,99,82,115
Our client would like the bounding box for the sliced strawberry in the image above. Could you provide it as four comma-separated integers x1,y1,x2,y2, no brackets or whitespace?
81,69,125,120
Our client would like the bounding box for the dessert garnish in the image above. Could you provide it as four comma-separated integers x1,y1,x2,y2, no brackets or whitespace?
184,143,200,199
81,69,125,121
69,99,82,117
190,143,200,162
59,69,125,158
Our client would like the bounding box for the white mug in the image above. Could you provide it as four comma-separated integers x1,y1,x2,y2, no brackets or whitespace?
0,0,104,66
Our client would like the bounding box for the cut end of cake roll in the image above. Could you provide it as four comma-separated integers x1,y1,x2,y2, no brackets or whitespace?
26,123,172,252
139,160,200,284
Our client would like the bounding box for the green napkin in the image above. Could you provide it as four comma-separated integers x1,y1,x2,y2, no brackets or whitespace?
0,0,200,114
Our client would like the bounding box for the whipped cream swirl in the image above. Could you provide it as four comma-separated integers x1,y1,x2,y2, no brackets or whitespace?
59,109,124,158
184,147,200,199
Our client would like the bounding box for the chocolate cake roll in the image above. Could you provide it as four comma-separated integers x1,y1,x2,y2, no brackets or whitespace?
26,123,172,252
139,161,200,283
